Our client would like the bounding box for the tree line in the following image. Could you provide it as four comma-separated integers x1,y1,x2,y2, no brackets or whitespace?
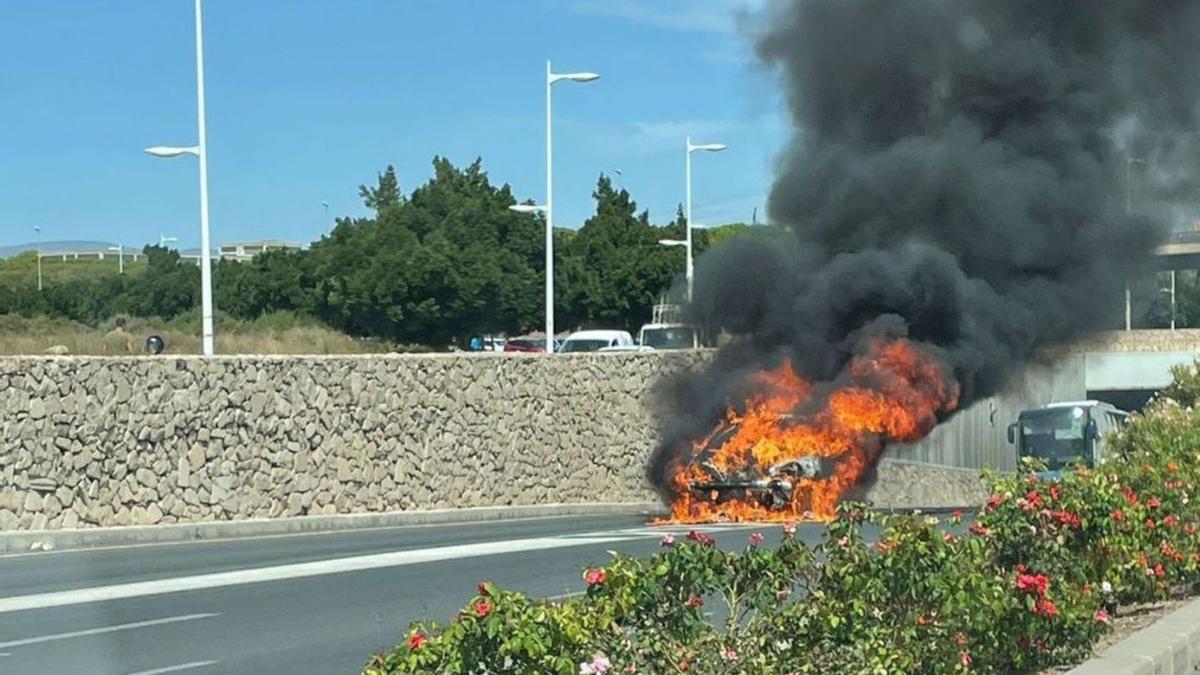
0,157,753,347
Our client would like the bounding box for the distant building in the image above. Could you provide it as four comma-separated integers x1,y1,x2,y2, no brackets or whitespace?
180,240,304,264
217,240,303,261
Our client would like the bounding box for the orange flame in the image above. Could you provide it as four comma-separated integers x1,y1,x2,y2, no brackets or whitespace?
663,339,959,523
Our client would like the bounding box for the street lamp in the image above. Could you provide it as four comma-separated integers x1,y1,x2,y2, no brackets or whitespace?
33,226,42,291
1159,276,1177,331
536,61,600,355
107,245,124,275
1124,156,1148,331
144,0,214,358
685,136,726,305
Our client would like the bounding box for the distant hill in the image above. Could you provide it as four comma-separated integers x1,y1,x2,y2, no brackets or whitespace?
0,240,120,259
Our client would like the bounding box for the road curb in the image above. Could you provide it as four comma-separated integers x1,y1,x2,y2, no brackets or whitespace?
0,502,666,554
1068,596,1200,674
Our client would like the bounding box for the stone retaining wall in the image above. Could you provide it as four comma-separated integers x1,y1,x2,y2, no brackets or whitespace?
0,353,984,532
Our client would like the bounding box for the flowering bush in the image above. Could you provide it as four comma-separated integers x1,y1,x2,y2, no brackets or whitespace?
365,363,1200,674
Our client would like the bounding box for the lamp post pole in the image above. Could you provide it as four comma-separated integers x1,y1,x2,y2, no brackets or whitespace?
34,226,42,291
542,61,599,353
144,0,214,357
684,136,727,304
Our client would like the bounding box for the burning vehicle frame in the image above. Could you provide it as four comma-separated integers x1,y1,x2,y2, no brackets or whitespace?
686,416,838,512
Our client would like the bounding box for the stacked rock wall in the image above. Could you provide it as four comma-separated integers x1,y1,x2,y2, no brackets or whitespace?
0,353,701,531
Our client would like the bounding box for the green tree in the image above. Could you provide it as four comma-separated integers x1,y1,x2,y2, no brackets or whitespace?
359,165,404,215
559,175,686,333
115,246,199,319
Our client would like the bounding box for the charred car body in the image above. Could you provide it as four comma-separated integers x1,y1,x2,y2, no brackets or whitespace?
686,418,838,511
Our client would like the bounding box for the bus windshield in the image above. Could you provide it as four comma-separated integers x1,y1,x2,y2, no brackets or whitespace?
1018,407,1090,471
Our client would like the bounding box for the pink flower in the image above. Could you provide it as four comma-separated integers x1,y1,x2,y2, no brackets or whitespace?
1094,609,1111,624
783,523,797,536
477,581,490,596
579,654,612,674
749,532,765,546
685,595,703,608
660,533,676,547
720,647,738,662
1148,496,1162,509
954,633,967,646
960,651,972,668
474,599,493,617
584,569,606,585
1112,509,1125,522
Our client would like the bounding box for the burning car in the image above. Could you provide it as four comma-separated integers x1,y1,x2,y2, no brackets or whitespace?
662,341,958,523
683,415,838,512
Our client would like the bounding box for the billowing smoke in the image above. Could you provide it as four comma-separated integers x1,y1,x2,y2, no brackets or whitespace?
649,1,1200,496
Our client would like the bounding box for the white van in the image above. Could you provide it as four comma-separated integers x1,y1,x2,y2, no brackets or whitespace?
559,330,635,353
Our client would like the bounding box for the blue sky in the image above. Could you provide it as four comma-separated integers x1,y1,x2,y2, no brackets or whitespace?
0,0,786,249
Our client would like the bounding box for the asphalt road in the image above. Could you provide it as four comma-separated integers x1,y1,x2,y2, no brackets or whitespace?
0,514,841,675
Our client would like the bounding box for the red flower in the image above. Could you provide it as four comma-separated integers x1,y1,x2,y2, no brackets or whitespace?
1146,518,1157,530
408,632,427,650
1169,462,1179,473
943,532,958,543
686,595,703,608
1148,497,1162,509
1164,515,1178,527
1112,509,1125,522
985,494,1004,510
968,522,990,537
952,509,964,520
474,599,493,617
1026,490,1045,509
585,569,606,585
960,651,972,668
1016,572,1050,598
916,614,930,627
1053,510,1081,528
1034,599,1058,618
1154,564,1165,578
1124,488,1139,506
1049,484,1061,502
477,581,490,596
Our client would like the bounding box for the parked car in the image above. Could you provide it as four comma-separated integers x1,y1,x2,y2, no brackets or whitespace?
504,336,547,353
558,330,635,353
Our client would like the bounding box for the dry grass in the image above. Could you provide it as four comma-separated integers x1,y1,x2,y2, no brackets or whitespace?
0,313,412,356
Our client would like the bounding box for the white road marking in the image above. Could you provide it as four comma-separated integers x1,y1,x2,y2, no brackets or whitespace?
0,533,647,614
124,660,217,675
0,613,218,649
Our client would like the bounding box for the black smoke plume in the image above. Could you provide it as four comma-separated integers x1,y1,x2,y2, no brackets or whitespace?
649,1,1200,495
